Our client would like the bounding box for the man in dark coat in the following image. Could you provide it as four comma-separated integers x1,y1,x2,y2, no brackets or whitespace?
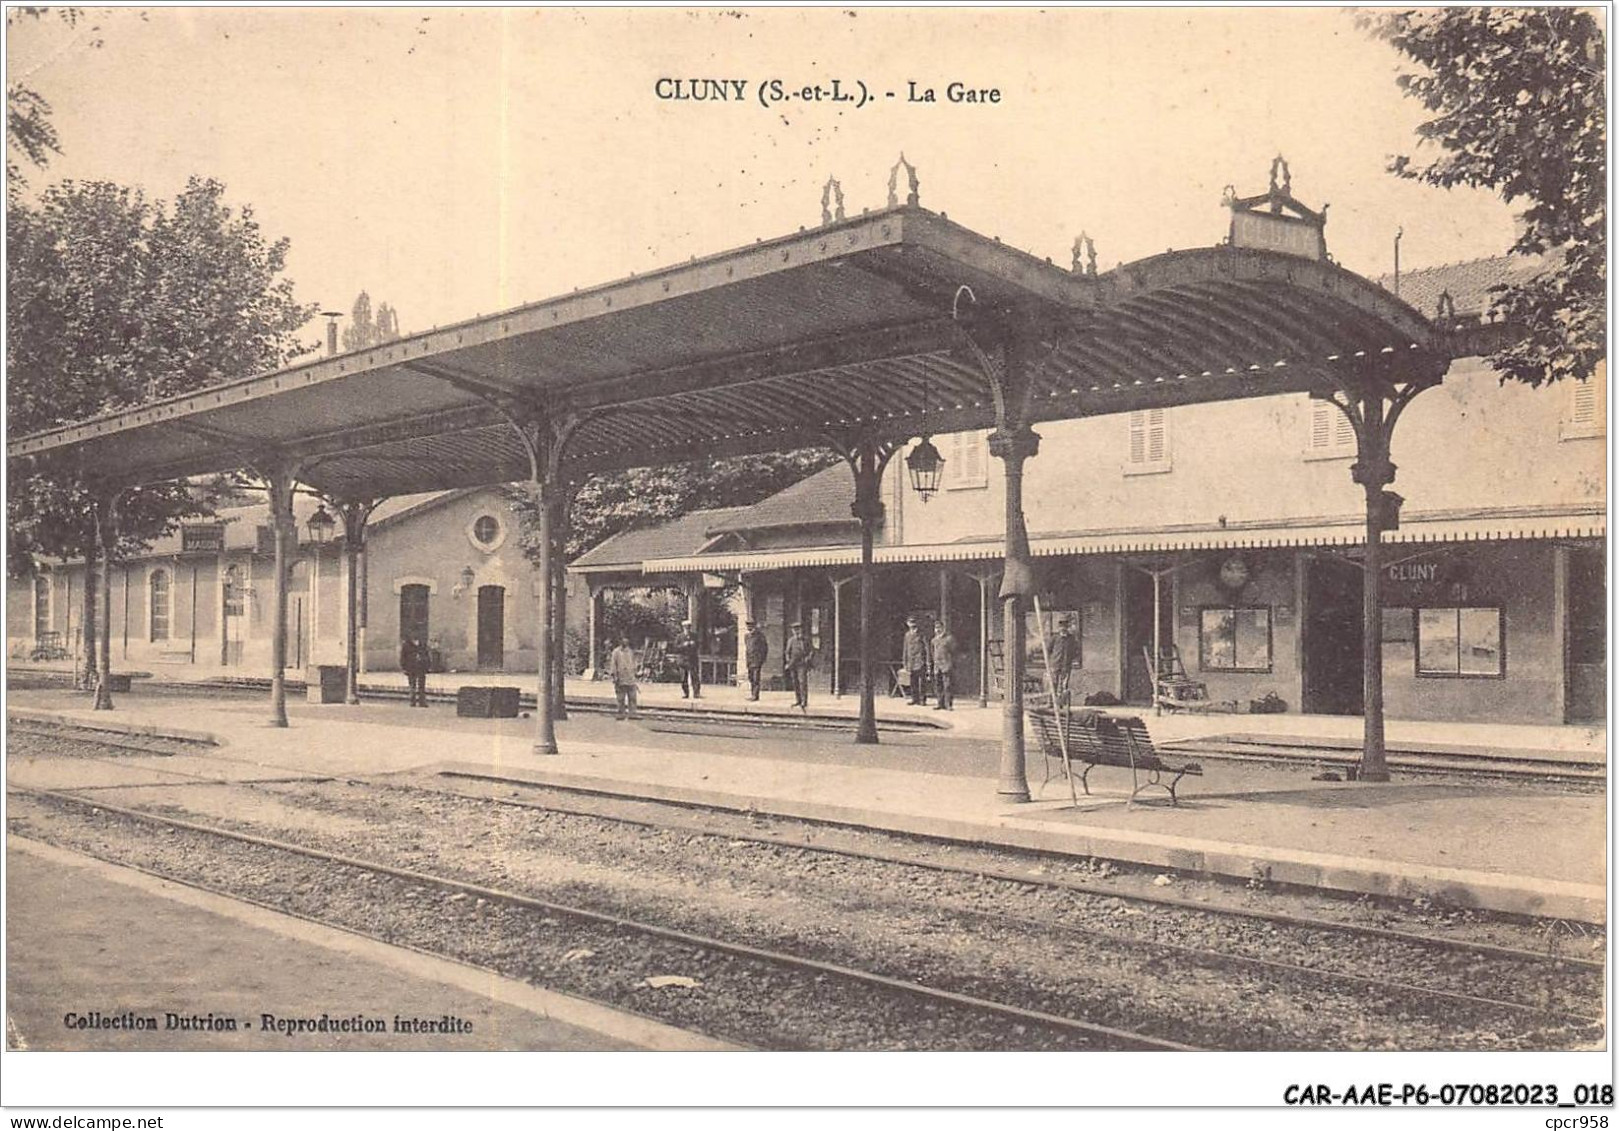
783,621,814,712
676,621,702,699
931,620,957,710
1047,615,1078,704
400,634,430,707
901,616,931,706
743,619,769,701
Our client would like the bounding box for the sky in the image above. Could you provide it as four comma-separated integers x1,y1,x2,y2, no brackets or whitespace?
7,6,1526,346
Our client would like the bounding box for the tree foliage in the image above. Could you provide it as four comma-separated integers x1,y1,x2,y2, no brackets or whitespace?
7,177,317,576
5,7,96,199
509,448,842,560
341,290,402,352
1360,7,1606,386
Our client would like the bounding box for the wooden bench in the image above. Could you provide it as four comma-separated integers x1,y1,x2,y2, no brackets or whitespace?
1028,707,1203,806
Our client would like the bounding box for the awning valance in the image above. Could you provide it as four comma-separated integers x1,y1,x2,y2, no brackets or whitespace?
634,506,1605,575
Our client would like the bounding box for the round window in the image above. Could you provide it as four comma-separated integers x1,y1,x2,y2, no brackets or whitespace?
468,513,506,553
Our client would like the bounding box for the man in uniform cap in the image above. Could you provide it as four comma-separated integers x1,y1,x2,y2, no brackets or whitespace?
743,618,769,702
931,618,957,710
676,619,702,700
783,621,814,712
1048,614,1078,703
901,615,931,706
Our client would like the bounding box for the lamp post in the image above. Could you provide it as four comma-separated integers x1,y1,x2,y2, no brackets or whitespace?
305,504,335,677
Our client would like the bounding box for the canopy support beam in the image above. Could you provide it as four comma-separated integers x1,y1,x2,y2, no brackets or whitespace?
259,458,305,728
514,412,583,755
831,433,901,744
326,495,382,705
90,489,121,711
957,296,1059,804
1322,363,1444,781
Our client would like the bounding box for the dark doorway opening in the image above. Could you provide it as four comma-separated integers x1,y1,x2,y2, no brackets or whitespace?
399,584,430,657
1123,566,1175,705
1303,556,1363,715
477,585,505,671
1566,546,1605,724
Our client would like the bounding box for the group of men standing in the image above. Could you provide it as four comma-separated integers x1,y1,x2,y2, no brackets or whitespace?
900,616,958,710
746,618,815,713
607,617,817,719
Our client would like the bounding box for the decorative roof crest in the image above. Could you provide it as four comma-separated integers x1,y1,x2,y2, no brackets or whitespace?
887,153,920,208
1225,156,1329,261
821,176,846,225
1072,232,1098,277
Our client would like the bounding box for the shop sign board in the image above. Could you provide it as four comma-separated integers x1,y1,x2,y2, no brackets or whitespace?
181,523,225,553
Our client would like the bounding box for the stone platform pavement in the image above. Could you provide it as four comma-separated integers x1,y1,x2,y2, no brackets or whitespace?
5,684,1607,924
6,835,733,1052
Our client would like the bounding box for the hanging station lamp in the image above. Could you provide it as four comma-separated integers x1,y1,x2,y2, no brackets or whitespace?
907,356,946,502
305,504,336,545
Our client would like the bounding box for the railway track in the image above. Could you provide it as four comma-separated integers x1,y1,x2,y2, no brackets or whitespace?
9,786,1188,1052
9,763,1604,1050
429,771,1608,983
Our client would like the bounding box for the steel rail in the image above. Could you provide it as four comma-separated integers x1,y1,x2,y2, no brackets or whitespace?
7,714,1600,964
434,772,1608,975
12,785,1196,1053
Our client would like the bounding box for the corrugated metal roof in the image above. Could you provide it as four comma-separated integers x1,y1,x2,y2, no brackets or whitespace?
12,207,1452,498
708,463,858,533
1376,255,1543,321
570,506,750,572
142,488,466,556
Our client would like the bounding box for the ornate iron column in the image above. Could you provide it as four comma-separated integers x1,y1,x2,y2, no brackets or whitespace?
262,460,303,728
988,427,1040,801
831,434,900,744
514,411,581,755
331,496,381,705
91,489,120,711
954,297,1056,803
551,492,572,721
1319,364,1441,782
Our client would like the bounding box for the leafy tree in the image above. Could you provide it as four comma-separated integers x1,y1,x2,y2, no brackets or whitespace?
341,290,402,351
6,8,70,193
509,448,842,561
1360,7,1606,386
7,177,317,679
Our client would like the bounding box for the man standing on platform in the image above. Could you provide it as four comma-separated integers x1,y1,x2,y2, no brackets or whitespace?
931,619,957,710
743,619,769,701
1048,615,1078,704
902,616,930,706
784,621,813,713
608,636,640,720
400,634,430,708
676,620,702,700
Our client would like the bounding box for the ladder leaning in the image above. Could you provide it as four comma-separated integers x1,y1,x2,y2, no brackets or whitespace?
1031,594,1079,806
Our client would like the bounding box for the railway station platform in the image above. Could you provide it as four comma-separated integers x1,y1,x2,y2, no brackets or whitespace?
6,680,1608,925
5,833,733,1052
10,660,1608,773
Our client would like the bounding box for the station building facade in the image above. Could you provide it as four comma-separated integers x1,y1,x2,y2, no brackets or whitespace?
9,487,541,677
572,258,1607,726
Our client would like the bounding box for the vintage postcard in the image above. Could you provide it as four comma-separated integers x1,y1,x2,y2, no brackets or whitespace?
2,5,1609,1124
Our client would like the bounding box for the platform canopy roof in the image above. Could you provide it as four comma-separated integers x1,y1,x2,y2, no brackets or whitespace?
10,201,1471,499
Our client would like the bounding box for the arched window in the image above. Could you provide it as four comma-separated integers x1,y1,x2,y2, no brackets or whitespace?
33,575,50,640
150,569,171,642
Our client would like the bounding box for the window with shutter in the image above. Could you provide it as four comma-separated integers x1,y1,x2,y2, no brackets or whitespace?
942,430,988,490
1125,409,1171,474
1562,364,1606,440
1305,398,1356,459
